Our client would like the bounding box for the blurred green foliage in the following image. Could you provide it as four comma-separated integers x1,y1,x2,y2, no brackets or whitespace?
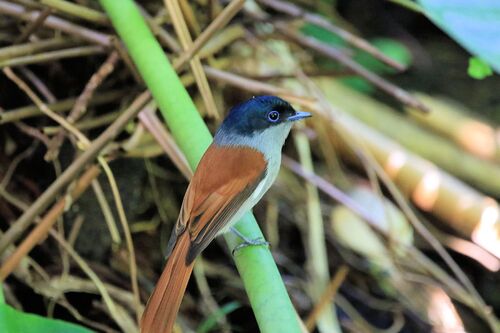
301,23,412,93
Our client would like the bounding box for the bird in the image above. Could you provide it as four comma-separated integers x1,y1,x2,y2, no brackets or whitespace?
140,95,311,333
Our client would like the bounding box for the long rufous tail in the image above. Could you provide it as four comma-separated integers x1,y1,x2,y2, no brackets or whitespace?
140,232,194,333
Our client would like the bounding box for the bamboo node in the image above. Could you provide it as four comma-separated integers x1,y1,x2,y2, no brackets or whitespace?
412,169,441,211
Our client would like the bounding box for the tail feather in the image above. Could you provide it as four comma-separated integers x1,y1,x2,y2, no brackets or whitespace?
141,233,194,333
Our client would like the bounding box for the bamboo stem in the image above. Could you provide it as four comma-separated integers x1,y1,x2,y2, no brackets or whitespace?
40,0,109,25
407,92,500,162
317,80,500,197
98,0,301,331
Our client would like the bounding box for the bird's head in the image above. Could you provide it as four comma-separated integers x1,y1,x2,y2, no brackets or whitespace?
215,96,311,150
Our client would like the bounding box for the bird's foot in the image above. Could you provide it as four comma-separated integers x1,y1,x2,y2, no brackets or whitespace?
230,227,270,255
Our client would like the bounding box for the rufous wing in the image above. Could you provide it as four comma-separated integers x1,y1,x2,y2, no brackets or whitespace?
165,144,267,261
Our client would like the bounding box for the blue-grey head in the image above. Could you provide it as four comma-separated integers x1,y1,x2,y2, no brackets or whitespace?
214,96,311,151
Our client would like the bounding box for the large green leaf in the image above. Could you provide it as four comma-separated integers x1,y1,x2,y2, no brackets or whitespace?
418,0,500,73
0,304,93,333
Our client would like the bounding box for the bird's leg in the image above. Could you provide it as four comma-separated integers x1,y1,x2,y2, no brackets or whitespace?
230,227,270,255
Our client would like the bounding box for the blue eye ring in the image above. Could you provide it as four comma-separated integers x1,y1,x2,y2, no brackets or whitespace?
267,110,280,122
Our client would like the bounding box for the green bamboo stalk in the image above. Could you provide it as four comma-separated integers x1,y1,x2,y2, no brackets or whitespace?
98,1,301,332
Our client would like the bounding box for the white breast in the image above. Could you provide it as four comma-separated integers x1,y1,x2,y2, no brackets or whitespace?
250,152,281,203
216,122,291,234
219,149,282,235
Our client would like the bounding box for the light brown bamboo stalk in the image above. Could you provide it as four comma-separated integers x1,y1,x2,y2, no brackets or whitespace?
164,0,220,119
40,0,109,25
319,100,500,259
0,38,72,60
0,90,125,124
172,0,246,71
406,92,500,162
316,79,500,197
0,45,106,68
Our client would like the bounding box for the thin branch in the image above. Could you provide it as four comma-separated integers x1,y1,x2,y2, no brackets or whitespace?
204,66,315,106
0,90,125,124
14,7,52,44
99,160,142,324
173,0,245,71
0,45,107,68
138,101,193,180
257,0,407,71
305,266,349,331
164,0,220,119
274,22,428,112
0,0,112,46
0,38,73,60
40,0,109,25
3,67,89,144
45,51,120,160
18,66,57,103
47,229,135,333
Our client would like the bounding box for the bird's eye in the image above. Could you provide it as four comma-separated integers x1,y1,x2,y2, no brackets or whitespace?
267,110,280,122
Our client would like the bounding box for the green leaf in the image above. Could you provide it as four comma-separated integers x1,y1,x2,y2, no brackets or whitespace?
418,0,500,73
196,301,241,333
468,56,493,79
0,304,93,333
354,38,412,74
300,23,345,47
